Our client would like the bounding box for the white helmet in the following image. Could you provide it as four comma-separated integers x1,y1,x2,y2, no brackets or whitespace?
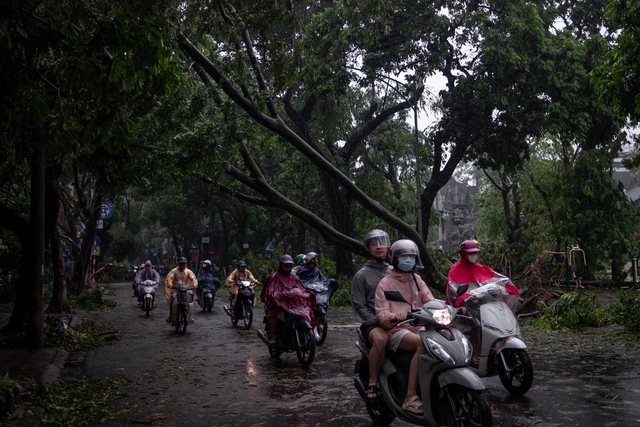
363,229,390,250
304,252,319,265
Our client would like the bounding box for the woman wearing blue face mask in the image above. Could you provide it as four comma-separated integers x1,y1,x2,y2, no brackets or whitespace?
374,239,434,414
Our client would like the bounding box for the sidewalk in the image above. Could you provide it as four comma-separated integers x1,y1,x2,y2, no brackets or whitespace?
0,347,68,383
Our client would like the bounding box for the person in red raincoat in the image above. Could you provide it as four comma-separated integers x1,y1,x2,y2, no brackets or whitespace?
446,239,519,308
260,254,316,343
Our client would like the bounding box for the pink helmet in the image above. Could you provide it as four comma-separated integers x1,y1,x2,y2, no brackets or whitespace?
459,239,481,253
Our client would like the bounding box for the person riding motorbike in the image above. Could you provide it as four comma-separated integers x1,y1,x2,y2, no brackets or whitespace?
375,239,435,415
196,260,221,302
351,229,392,409
165,257,198,323
134,260,160,302
260,254,316,345
446,239,519,309
226,260,260,313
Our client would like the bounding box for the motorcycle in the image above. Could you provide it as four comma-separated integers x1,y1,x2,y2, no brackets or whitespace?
138,279,158,317
354,291,493,427
197,277,220,312
223,278,256,329
300,277,339,345
257,310,316,367
452,276,534,395
169,284,195,335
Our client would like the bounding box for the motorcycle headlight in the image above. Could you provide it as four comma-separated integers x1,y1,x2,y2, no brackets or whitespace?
426,337,455,365
431,308,452,326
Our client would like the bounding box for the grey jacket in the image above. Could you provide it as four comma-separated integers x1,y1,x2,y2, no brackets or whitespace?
351,261,392,325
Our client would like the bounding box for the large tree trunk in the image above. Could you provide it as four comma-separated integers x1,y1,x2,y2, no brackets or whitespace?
45,164,71,313
27,141,45,348
71,185,101,294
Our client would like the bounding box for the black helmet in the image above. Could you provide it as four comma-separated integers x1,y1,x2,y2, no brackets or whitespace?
178,257,188,264
237,260,247,267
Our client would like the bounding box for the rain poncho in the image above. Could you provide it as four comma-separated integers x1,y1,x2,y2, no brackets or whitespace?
197,266,221,294
294,266,338,309
447,260,519,307
261,270,317,327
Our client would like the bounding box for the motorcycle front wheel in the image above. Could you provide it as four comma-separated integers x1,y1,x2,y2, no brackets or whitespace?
445,385,493,427
144,298,152,317
316,314,328,345
295,327,316,368
204,296,213,312
498,348,534,395
178,306,188,335
243,301,253,329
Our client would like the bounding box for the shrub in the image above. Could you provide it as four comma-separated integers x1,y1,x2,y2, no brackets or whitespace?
532,291,609,330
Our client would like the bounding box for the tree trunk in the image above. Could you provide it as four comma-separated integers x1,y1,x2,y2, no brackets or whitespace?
72,185,101,294
45,164,70,313
27,141,45,348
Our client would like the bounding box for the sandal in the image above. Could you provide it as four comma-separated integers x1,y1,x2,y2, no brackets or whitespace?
402,395,424,414
365,384,379,409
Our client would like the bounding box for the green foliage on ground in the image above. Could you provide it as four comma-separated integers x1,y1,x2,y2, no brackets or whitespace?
70,289,117,312
43,321,119,352
532,291,610,330
609,291,640,334
5,377,129,427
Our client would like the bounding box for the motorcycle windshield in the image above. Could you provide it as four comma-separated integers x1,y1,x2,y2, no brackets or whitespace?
449,273,519,313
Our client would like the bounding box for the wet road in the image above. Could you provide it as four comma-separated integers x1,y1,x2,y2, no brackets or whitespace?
68,282,640,427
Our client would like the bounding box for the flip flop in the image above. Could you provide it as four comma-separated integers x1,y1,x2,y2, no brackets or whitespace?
402,395,424,414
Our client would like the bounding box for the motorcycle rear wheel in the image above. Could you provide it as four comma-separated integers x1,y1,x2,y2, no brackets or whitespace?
445,385,493,427
498,348,534,395
178,307,188,335
316,314,328,345
295,327,316,367
243,301,253,329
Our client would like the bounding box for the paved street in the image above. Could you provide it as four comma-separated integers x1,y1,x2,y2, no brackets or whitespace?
56,282,640,426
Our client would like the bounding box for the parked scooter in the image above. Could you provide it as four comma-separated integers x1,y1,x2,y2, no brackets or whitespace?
354,292,493,427
223,278,256,329
452,275,534,395
138,279,158,317
257,310,316,367
169,284,195,335
300,278,339,345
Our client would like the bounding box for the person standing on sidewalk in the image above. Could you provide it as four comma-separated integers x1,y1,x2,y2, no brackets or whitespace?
351,229,392,409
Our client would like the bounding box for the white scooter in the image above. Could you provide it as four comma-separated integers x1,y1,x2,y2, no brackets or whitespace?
452,275,534,395
354,292,493,427
139,279,158,317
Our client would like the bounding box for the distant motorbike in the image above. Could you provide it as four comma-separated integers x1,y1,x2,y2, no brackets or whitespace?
169,284,195,335
301,278,339,345
138,279,158,317
224,278,256,329
452,276,534,395
354,292,492,427
197,276,221,312
257,310,316,367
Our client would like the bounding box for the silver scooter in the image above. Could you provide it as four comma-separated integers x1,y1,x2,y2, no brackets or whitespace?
452,275,533,395
354,292,493,427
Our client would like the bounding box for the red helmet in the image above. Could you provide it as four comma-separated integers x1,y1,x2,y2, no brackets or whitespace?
459,239,481,253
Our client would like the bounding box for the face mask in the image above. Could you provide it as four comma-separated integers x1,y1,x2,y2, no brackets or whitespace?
397,257,416,272
467,254,478,264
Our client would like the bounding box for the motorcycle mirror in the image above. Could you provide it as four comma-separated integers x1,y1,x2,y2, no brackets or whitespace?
456,284,469,296
384,290,408,303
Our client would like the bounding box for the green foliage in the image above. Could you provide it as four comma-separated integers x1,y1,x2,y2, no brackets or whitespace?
7,377,129,427
532,291,609,330
70,290,117,312
609,291,640,334
43,321,119,352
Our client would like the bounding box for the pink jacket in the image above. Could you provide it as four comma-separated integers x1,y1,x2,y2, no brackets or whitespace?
375,271,434,334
